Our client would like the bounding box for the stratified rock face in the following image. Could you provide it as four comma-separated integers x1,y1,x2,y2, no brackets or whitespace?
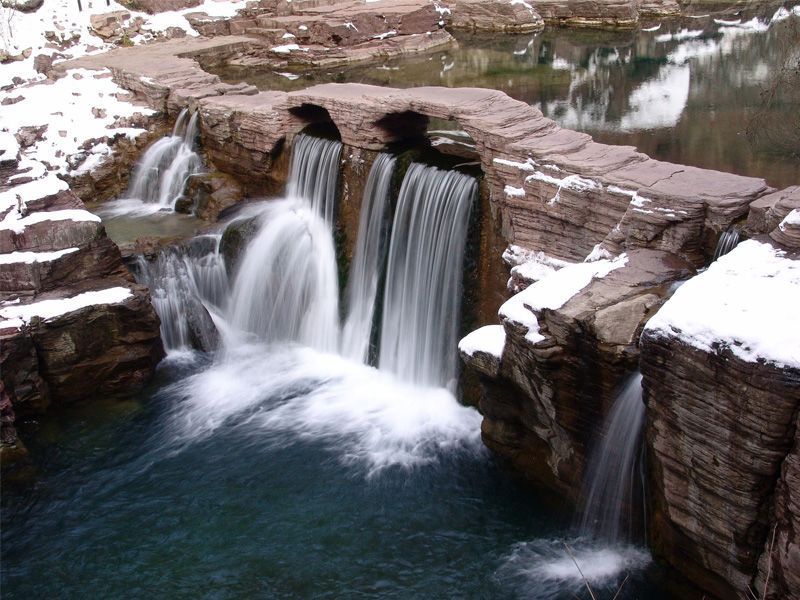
641,240,800,599
464,248,693,497
746,185,800,239
117,0,202,13
1,179,164,466
441,0,544,32
755,415,800,600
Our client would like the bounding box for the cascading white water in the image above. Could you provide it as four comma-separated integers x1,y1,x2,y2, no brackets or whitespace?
713,226,741,261
225,134,343,352
579,372,646,543
124,108,203,209
340,153,396,363
135,234,227,352
227,200,341,352
286,134,342,223
378,163,476,388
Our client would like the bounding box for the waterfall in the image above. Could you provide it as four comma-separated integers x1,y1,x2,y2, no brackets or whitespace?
124,108,203,209
378,163,476,388
341,153,396,363
713,226,741,261
135,234,227,352
286,134,342,224
227,200,340,352
225,134,343,352
579,372,646,543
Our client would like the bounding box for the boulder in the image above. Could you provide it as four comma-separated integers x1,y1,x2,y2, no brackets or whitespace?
89,11,131,42
446,0,544,32
183,171,244,221
0,0,43,13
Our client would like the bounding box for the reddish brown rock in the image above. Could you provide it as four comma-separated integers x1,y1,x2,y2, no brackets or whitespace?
181,171,244,221
117,0,202,13
755,414,800,600
446,0,544,32
468,249,693,497
641,327,800,599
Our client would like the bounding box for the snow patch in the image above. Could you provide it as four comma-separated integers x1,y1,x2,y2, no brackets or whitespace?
0,247,78,265
504,185,525,199
459,325,506,359
0,286,132,329
645,240,800,369
500,255,628,344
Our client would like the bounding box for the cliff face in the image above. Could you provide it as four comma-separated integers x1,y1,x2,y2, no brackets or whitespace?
755,413,800,600
466,248,692,497
1,183,164,468
641,240,800,599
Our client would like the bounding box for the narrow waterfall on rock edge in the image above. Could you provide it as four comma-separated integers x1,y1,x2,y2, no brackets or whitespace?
378,162,476,389
134,234,227,352
285,134,342,224
123,108,203,209
713,226,741,261
341,153,396,364
579,372,647,543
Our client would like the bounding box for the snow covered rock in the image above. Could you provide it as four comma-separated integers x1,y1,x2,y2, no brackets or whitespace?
467,248,692,497
641,239,800,599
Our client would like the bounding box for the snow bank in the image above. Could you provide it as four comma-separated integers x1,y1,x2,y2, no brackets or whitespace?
500,254,628,343
0,208,101,234
459,325,506,359
0,247,78,265
0,68,154,176
0,286,132,329
645,240,800,369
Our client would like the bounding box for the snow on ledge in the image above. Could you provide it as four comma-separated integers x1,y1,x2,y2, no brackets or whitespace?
644,240,800,369
0,209,101,234
0,287,133,331
459,325,506,360
500,254,628,344
0,248,79,265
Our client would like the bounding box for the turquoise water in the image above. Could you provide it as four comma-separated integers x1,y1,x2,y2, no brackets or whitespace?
2,347,670,598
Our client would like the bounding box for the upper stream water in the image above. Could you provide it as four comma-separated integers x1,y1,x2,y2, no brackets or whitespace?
211,2,800,189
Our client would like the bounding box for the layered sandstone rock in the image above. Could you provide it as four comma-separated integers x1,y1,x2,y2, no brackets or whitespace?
462,248,693,496
755,414,800,600
641,240,800,599
1,177,163,468
445,0,544,32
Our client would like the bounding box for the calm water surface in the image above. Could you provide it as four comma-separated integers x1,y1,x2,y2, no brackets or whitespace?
211,3,800,189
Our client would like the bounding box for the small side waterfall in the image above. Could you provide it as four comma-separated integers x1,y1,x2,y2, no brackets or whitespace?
286,134,343,223
378,163,477,388
226,134,343,351
135,234,227,352
579,372,646,543
713,226,741,261
341,153,396,363
124,108,203,209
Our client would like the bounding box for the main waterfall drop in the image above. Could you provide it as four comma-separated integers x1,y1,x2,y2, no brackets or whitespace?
226,134,343,351
124,108,203,208
379,163,477,388
341,153,396,364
